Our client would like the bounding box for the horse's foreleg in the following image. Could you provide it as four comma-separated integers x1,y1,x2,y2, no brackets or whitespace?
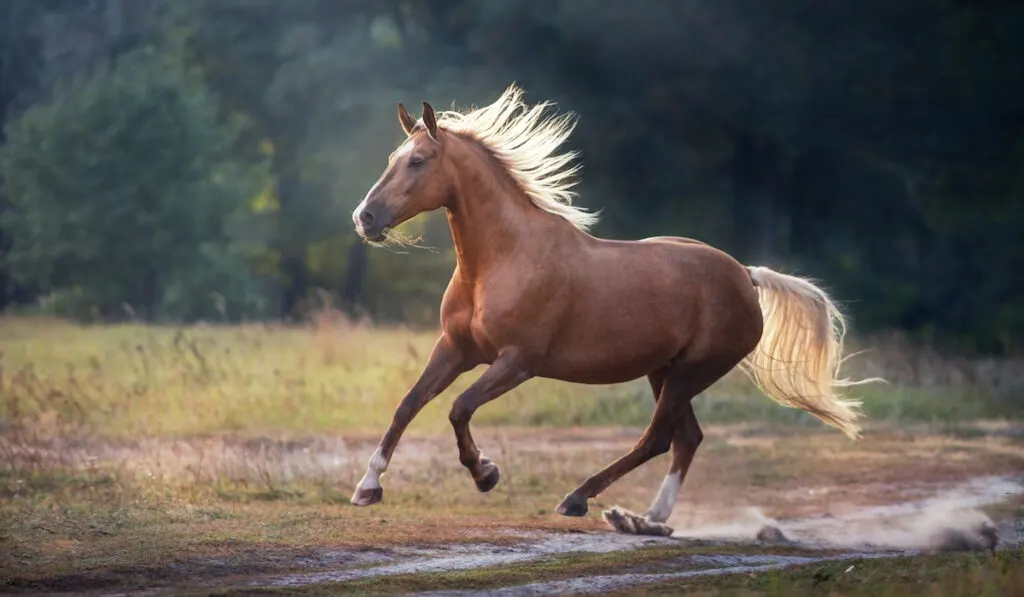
644,402,702,523
351,335,468,506
449,349,533,492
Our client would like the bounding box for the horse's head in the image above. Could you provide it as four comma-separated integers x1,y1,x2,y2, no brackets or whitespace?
352,101,451,242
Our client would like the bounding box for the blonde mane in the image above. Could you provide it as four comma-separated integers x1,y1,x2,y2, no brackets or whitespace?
434,84,599,231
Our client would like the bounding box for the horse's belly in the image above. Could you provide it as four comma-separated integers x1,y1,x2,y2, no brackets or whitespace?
536,329,681,384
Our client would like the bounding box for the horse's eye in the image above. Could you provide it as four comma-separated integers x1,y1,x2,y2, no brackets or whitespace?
408,156,425,168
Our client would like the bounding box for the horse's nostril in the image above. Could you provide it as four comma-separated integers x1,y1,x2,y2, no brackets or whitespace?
359,209,375,228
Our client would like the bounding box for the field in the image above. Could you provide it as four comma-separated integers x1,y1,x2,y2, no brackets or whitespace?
1,315,1023,596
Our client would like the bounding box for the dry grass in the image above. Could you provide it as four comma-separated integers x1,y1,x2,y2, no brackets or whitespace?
1,315,1023,594
1,314,1020,444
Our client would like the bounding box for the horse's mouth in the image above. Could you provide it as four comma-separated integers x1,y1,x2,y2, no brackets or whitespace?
364,227,389,244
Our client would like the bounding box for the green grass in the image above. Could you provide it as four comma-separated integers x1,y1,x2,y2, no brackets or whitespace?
616,550,1024,597
1,316,1020,441
1,316,1023,595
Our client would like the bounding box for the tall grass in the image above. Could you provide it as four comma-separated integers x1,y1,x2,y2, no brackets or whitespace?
0,313,1021,443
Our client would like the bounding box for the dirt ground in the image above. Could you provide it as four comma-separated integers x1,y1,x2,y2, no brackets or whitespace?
3,422,1024,596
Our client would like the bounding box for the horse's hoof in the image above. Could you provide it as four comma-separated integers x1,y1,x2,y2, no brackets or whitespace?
474,458,500,493
555,493,589,517
350,486,383,506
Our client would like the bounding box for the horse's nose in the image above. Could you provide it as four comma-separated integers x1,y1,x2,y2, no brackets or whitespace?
358,208,375,230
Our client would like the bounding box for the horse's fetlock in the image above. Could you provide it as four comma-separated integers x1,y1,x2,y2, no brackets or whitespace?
458,451,480,469
367,447,388,473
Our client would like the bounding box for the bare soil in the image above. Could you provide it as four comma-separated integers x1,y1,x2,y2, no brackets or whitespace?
3,423,1023,596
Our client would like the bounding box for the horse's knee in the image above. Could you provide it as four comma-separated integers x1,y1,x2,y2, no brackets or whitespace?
448,400,471,427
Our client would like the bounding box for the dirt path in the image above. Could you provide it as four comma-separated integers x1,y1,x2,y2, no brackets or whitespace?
6,424,1024,596
124,473,1016,596
404,554,889,597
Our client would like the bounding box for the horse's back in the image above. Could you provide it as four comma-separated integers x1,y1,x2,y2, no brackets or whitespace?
532,234,760,383
639,235,707,246
597,235,750,286
616,236,761,337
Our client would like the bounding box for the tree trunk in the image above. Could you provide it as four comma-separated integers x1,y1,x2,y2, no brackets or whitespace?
785,149,835,256
342,239,367,312
730,131,780,264
140,267,157,321
281,253,310,320
274,164,310,320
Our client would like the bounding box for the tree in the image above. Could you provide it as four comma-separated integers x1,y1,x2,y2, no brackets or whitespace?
1,47,272,321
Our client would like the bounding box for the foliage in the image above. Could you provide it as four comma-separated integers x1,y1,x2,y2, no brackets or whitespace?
0,47,272,321
0,0,1021,351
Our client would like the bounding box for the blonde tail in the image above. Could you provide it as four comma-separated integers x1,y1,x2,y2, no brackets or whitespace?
740,266,882,440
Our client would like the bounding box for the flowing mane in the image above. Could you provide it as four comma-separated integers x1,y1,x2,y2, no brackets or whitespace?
434,84,599,231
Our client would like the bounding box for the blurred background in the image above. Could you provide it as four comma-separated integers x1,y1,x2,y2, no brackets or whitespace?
2,6,1024,592
0,0,1021,355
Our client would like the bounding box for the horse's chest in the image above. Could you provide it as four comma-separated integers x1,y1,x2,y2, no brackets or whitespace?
466,300,511,359
439,292,506,358
470,291,547,358
444,273,559,361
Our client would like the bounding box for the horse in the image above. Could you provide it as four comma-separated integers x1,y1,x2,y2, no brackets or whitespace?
348,83,879,529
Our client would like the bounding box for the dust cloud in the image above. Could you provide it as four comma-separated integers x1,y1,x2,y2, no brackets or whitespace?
616,475,1023,553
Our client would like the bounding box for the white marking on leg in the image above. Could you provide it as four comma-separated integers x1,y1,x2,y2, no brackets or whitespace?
356,447,388,491
645,471,682,523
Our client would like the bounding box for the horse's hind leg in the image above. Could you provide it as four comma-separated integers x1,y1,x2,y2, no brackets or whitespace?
644,403,702,523
556,367,717,518
555,383,677,517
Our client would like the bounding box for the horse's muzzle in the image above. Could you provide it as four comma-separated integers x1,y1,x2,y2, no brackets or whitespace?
353,204,391,242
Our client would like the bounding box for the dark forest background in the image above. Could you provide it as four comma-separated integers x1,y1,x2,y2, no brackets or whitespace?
0,0,1021,354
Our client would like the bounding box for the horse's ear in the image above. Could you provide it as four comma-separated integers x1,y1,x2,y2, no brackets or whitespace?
397,102,417,136
421,101,438,140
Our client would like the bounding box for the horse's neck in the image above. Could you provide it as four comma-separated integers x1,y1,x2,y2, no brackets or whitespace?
446,182,527,283
445,141,554,282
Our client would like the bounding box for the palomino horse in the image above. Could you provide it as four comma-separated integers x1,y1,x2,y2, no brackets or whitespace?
349,84,876,528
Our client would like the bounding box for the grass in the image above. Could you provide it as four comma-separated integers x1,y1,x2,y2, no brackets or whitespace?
1,315,1023,594
615,550,1024,597
1,315,1021,442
